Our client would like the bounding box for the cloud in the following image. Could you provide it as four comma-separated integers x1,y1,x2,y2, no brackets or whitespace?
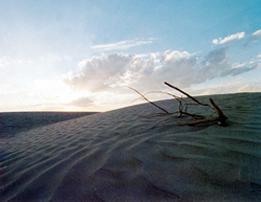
212,32,245,45
70,97,93,107
65,48,258,93
239,82,261,92
90,38,156,51
0,56,33,67
65,54,132,91
252,29,261,39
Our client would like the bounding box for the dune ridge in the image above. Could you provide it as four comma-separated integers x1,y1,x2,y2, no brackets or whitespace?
1,93,261,201
0,112,97,137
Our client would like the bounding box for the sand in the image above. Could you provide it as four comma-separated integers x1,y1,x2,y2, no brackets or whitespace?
1,93,261,201
0,112,96,137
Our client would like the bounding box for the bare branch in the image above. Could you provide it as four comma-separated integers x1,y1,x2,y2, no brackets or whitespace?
180,111,205,119
209,98,227,126
129,87,170,114
177,117,218,126
164,82,209,107
129,82,228,127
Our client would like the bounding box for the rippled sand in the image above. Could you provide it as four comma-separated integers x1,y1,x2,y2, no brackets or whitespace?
1,93,261,201
0,112,96,137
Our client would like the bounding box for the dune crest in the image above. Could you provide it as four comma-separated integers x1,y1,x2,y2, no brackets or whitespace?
1,93,261,201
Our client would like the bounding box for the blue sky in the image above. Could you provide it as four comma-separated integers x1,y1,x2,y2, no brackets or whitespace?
0,0,260,111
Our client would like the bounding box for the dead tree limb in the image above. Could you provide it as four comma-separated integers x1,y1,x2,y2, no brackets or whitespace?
145,91,184,102
177,117,219,126
164,82,209,107
209,98,228,126
164,82,228,126
129,87,170,114
180,111,205,119
129,82,228,127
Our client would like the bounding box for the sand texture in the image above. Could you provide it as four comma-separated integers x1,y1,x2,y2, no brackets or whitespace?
0,112,96,137
1,93,261,201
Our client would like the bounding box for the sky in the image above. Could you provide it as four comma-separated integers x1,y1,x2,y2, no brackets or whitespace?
0,0,260,112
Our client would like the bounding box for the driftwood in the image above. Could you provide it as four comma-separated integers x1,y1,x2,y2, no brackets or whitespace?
164,82,228,126
164,82,209,107
130,82,228,127
128,87,170,114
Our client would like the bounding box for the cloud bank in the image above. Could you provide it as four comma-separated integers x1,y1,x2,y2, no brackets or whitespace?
212,32,245,45
90,38,156,52
70,97,93,107
65,48,259,93
252,29,261,39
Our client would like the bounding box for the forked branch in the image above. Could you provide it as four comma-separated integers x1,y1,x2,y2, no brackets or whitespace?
129,82,228,127
128,87,170,114
164,82,228,126
164,82,209,107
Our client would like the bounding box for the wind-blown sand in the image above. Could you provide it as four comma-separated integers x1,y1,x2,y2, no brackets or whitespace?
0,112,96,137
1,93,261,201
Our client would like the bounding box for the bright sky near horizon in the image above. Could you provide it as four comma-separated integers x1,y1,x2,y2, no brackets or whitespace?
0,0,260,112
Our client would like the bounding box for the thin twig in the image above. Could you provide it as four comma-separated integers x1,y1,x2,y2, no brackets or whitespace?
177,117,218,126
129,87,169,114
180,111,205,119
209,98,227,126
164,82,209,106
145,90,183,101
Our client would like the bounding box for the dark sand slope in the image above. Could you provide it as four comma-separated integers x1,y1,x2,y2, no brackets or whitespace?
0,112,96,137
1,93,261,201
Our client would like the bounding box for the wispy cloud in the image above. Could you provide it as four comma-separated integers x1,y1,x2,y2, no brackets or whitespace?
212,32,245,45
90,38,156,51
0,56,33,67
69,97,93,107
252,29,261,39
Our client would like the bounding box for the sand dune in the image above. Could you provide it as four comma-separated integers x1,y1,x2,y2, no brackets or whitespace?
0,112,96,137
1,93,261,201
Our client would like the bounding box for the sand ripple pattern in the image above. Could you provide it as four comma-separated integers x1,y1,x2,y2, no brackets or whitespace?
1,93,261,201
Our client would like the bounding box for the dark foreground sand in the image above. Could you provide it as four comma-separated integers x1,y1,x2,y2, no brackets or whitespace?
0,112,96,137
1,93,261,201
